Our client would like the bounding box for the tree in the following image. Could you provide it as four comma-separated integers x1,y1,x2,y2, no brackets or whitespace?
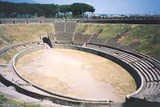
37,4,57,17
71,3,95,17
0,1,95,18
59,5,71,14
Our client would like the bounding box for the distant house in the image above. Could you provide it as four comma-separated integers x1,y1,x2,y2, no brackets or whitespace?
39,16,45,19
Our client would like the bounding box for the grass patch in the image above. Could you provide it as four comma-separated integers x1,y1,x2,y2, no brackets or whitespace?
0,93,41,107
0,24,54,47
120,25,160,60
76,23,131,40
120,25,160,44
76,23,160,60
76,23,104,34
0,94,7,104
7,100,41,107
0,49,18,62
0,39,4,48
99,24,131,40
0,23,54,62
76,23,88,33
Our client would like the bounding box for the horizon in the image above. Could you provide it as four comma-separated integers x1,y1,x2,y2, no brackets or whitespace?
1,0,160,14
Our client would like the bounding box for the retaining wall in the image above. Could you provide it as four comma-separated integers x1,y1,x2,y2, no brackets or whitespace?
13,44,143,103
0,18,160,24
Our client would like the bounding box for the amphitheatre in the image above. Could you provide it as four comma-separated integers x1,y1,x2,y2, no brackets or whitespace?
0,19,160,107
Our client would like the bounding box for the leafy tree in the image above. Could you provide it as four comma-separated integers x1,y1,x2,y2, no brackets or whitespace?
59,5,71,14
71,3,95,17
0,1,16,17
37,4,57,17
0,1,95,18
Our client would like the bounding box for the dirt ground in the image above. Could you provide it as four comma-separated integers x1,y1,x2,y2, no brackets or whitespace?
17,48,136,103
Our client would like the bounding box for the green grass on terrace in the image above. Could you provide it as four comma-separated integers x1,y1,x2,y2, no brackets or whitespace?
76,23,131,40
99,24,131,40
76,23,160,60
0,48,18,63
0,93,41,107
120,25,160,60
0,39,4,48
0,24,54,47
76,23,104,35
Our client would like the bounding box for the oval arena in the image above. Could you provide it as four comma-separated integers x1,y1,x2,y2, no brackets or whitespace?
0,19,160,106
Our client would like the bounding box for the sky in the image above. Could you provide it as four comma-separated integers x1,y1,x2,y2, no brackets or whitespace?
29,0,160,14
34,0,160,14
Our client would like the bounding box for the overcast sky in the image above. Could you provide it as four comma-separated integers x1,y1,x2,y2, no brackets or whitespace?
34,0,160,14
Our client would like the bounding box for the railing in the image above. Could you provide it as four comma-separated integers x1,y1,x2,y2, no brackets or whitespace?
0,18,160,24
0,41,43,56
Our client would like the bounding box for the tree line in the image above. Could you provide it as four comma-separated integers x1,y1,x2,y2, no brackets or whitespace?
0,1,95,18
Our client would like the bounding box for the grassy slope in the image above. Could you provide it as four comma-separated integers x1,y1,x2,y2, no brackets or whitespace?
76,23,131,39
0,24,54,62
120,25,160,60
0,24,54,47
0,94,41,107
0,39,5,48
76,23,160,60
0,49,18,63
99,24,131,39
76,23,107,35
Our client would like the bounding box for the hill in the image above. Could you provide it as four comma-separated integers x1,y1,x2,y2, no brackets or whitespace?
0,0,35,3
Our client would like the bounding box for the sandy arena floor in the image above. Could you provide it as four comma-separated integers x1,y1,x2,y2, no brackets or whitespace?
17,48,136,103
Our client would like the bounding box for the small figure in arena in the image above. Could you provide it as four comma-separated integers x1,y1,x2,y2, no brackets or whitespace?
42,36,50,50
